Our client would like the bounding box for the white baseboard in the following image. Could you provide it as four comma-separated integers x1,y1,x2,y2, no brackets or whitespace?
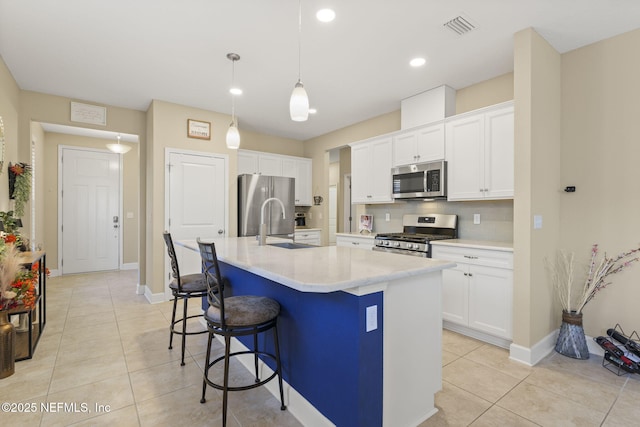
443,321,512,349
212,335,335,427
144,286,167,304
120,262,138,271
509,329,604,366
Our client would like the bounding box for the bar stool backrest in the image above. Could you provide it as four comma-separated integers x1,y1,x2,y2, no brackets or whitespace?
197,239,226,327
163,231,183,292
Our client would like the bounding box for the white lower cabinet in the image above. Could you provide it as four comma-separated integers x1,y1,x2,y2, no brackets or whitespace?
432,244,513,343
335,234,375,250
294,229,321,246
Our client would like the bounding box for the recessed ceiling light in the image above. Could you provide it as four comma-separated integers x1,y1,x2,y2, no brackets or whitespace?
230,87,242,95
410,57,426,67
316,9,335,22
309,108,317,114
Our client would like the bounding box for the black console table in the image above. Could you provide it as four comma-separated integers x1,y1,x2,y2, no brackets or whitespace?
7,251,46,361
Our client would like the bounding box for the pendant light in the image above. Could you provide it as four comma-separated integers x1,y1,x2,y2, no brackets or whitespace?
226,53,241,149
106,134,131,154
290,0,309,121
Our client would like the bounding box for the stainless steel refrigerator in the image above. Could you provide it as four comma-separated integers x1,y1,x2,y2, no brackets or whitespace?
238,174,295,238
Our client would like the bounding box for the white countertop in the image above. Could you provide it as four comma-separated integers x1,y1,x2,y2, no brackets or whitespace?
294,228,322,232
335,232,376,239
177,236,454,293
430,239,513,252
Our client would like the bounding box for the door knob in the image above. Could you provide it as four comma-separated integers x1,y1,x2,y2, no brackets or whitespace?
218,229,224,235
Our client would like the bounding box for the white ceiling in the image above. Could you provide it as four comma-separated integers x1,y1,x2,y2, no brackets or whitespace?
2,0,640,141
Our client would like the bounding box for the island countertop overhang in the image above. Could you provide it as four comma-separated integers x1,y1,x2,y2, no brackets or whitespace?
176,236,455,293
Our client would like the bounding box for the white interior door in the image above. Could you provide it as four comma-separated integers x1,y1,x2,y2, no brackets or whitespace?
61,148,120,274
166,150,227,299
328,185,337,244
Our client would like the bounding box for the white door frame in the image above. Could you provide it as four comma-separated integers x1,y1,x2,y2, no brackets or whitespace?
163,147,229,301
343,174,353,233
57,145,124,275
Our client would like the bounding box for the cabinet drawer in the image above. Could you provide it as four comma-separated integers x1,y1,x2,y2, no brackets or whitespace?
431,246,512,269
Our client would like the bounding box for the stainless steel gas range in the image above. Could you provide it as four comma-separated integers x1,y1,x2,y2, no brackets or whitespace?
373,214,458,257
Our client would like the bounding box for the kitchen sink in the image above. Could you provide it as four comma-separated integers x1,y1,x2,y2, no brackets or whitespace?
267,242,316,250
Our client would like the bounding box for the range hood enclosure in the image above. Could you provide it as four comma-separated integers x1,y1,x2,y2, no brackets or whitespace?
401,85,456,129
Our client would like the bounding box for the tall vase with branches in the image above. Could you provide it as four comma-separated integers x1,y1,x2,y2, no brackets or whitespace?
547,244,640,359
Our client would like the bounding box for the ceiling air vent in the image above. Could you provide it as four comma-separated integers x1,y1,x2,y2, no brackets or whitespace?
443,15,476,35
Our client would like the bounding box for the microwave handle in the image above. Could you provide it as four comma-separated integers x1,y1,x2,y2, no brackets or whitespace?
424,170,428,192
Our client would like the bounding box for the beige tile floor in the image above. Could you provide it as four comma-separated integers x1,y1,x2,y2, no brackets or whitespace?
1,270,638,426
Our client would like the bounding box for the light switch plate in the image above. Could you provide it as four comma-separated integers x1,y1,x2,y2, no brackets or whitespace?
534,215,543,229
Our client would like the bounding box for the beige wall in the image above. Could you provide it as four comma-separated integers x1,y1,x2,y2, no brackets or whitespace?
41,132,140,268
455,73,514,114
30,122,45,250
0,56,20,212
513,28,562,349
560,28,640,335
303,111,401,241
19,91,147,278
145,100,303,296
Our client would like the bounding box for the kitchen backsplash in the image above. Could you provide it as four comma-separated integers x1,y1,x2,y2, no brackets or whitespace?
356,199,513,242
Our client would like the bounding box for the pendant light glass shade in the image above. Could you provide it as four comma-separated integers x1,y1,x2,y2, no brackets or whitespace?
106,134,132,154
290,80,309,121
226,122,240,149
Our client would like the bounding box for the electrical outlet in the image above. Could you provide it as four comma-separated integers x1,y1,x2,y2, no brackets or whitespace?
385,213,390,222
473,214,480,224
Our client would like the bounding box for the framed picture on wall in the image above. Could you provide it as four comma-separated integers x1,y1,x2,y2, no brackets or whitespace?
187,119,211,140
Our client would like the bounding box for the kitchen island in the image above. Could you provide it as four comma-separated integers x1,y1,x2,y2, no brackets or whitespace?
177,237,454,427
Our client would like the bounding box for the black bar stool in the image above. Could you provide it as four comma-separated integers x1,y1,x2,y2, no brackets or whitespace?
197,238,286,427
163,232,208,366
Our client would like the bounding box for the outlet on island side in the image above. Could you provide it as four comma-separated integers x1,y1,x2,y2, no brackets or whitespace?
473,214,481,224
385,213,390,222
366,305,378,332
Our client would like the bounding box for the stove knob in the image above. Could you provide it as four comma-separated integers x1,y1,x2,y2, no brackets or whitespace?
407,243,414,249
393,242,400,247
384,241,390,246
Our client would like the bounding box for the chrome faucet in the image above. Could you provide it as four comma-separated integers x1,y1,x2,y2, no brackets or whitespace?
258,197,286,246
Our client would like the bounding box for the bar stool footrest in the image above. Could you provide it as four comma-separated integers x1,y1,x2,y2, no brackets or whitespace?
204,350,279,392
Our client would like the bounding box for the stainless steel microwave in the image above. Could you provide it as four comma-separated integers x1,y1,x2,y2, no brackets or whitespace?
392,160,447,200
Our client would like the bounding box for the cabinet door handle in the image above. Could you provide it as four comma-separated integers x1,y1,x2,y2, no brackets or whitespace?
464,255,478,259
484,188,489,192
352,242,360,245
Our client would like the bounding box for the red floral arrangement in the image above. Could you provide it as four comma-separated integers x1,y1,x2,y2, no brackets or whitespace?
0,245,48,311
4,234,17,244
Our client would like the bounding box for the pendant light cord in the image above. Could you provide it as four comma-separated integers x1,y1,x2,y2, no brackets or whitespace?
297,0,302,82
232,61,236,124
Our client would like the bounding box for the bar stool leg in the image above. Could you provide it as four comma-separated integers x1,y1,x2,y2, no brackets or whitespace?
168,294,178,350
222,335,232,427
181,296,188,366
253,333,260,383
200,331,213,404
273,326,286,410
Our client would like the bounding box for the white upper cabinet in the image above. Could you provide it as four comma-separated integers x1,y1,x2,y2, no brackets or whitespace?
393,122,445,167
282,157,313,206
445,102,514,201
350,136,393,204
238,150,313,206
258,153,283,176
238,150,259,175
